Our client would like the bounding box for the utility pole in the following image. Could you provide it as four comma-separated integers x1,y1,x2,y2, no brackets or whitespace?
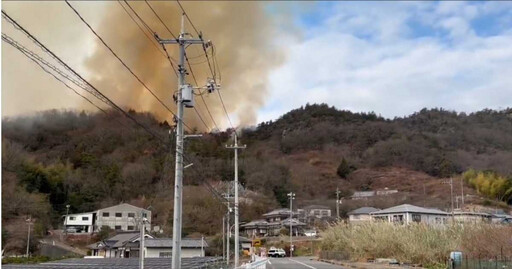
222,216,225,261
226,189,231,266
157,13,209,269
226,134,246,268
287,192,295,258
64,204,70,235
139,211,149,269
226,210,230,266
450,177,454,215
26,216,32,257
201,235,204,257
336,187,341,220
460,177,464,209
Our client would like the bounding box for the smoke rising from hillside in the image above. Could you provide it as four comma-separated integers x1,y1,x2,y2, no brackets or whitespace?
83,1,285,131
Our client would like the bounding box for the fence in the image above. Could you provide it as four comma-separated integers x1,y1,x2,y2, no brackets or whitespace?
318,251,350,261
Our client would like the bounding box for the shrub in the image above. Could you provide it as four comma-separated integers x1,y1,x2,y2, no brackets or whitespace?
320,222,512,268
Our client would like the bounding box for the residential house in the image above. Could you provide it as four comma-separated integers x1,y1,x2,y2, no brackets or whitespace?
452,211,491,223
241,208,306,237
241,220,269,237
64,212,94,233
88,232,206,258
371,204,449,225
64,203,152,234
297,205,332,219
348,207,380,223
88,232,152,258
95,203,152,232
351,191,375,200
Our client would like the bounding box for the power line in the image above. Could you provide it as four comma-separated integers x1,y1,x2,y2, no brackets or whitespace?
117,0,180,78
65,1,193,132
174,1,235,133
183,51,218,131
116,0,166,58
141,0,210,131
2,33,112,118
3,10,227,215
176,0,199,37
2,10,168,144
123,0,155,35
145,0,178,41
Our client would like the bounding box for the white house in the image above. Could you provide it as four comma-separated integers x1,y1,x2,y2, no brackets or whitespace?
371,204,449,225
452,211,491,223
64,212,94,233
63,203,152,234
348,207,380,223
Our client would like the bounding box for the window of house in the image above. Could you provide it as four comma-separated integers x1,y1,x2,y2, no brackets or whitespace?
115,212,122,217
127,226,134,230
374,216,387,221
102,212,109,217
115,225,122,230
392,214,404,223
128,213,135,218
69,216,76,220
82,216,89,221
412,214,421,223
159,252,172,258
142,212,147,218
352,215,360,220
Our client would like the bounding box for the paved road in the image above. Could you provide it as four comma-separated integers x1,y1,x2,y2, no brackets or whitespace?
267,257,347,269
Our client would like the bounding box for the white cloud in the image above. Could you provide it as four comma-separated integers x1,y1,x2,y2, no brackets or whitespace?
258,2,512,123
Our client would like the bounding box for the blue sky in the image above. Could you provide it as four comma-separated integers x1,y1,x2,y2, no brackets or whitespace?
258,1,512,122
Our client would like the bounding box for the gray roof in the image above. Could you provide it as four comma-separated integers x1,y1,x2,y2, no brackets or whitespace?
241,219,269,227
453,211,491,217
98,203,148,213
281,218,306,226
371,204,448,215
301,205,330,210
144,238,208,248
348,207,380,215
87,232,155,249
263,208,292,216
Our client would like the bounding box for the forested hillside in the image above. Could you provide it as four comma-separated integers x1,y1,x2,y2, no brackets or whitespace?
3,104,512,253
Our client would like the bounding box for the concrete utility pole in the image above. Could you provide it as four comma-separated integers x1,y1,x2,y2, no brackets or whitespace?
450,177,454,215
460,177,464,209
64,204,70,235
226,213,230,265
139,211,148,269
222,216,225,261
26,217,32,257
287,192,295,258
226,134,246,268
157,13,208,269
336,187,341,220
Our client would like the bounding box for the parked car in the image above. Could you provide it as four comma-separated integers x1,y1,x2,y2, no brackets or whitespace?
268,248,286,258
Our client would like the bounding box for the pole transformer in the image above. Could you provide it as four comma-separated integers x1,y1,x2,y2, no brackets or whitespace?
157,13,208,269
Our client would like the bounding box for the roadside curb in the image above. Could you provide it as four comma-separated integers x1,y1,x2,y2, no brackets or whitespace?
315,258,424,269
